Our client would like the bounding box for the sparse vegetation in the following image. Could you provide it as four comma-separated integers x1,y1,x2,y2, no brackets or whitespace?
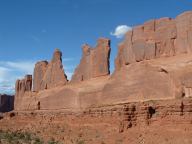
47,138,60,144
0,130,61,144
76,139,85,144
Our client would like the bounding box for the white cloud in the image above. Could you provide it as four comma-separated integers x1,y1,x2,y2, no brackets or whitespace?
0,59,75,94
3,61,35,74
0,61,36,94
65,72,73,80
110,25,132,38
0,67,11,83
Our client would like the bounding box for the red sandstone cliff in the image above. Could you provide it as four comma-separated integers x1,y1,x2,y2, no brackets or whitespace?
71,38,111,82
115,11,192,69
33,49,68,92
14,11,192,112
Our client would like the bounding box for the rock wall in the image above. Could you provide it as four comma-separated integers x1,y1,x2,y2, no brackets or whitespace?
33,49,68,92
0,94,14,112
14,11,192,112
15,75,32,97
71,38,111,82
1,98,192,144
115,11,192,71
14,75,34,110
33,61,48,92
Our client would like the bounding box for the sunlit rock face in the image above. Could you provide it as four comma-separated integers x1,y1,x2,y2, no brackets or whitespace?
71,38,111,82
115,11,192,70
14,11,192,112
33,49,68,92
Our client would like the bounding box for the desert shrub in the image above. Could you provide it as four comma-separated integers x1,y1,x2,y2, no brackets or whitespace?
76,139,85,144
0,130,44,144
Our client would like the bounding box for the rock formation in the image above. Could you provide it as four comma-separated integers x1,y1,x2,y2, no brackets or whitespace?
15,75,32,97
115,11,192,71
33,49,68,92
3,11,192,143
0,94,14,112
14,75,33,110
13,11,192,112
33,61,48,92
71,38,111,82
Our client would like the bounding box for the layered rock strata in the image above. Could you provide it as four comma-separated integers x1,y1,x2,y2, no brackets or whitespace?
14,11,192,112
1,98,192,143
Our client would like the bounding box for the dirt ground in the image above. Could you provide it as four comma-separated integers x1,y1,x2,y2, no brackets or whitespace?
1,99,192,144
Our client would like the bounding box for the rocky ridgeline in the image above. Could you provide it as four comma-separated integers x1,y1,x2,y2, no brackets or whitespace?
15,38,111,94
115,11,192,70
14,11,192,112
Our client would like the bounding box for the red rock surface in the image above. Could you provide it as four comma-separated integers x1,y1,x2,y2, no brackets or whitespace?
71,38,111,82
5,11,192,143
33,49,68,92
33,61,48,92
1,98,192,143
15,75,32,97
115,11,192,71
13,11,192,112
40,49,68,89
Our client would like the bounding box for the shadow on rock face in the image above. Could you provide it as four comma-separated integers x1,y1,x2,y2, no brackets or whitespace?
0,94,14,113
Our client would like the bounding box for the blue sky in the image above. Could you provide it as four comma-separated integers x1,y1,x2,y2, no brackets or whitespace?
0,0,191,94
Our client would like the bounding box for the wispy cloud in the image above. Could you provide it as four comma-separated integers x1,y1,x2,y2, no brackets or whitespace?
0,60,36,94
62,58,75,62
31,35,40,42
0,61,35,74
0,58,75,94
110,25,132,38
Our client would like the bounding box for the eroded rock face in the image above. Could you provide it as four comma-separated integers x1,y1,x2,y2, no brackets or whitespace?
0,94,14,112
13,11,192,112
115,11,192,71
15,75,32,97
175,11,192,53
71,38,111,82
33,49,68,92
41,49,68,89
14,49,68,110
14,75,32,110
33,61,48,92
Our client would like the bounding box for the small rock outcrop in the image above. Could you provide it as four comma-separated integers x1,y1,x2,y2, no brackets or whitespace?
14,49,68,110
15,75,32,97
0,94,14,112
33,49,68,92
115,11,192,71
14,75,32,110
71,38,111,82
